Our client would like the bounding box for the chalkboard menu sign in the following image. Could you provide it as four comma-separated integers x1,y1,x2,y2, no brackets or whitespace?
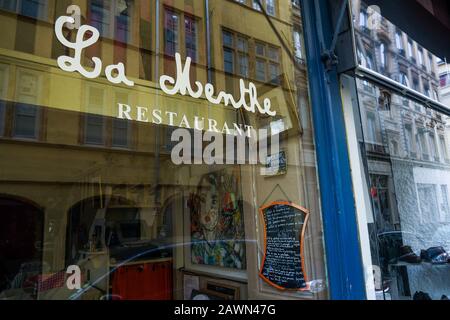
259,201,309,291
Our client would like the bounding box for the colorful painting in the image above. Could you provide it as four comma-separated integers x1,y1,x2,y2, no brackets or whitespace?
188,168,246,269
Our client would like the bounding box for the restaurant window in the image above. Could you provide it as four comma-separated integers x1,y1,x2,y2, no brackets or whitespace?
0,0,329,301
350,2,450,299
268,46,280,85
412,77,420,92
353,76,450,300
418,130,429,159
378,91,391,112
418,184,440,223
366,52,374,70
13,105,40,139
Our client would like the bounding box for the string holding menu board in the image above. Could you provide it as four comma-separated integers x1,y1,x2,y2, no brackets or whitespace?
259,201,310,291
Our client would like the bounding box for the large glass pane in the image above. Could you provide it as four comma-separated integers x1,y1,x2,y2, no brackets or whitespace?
354,77,450,300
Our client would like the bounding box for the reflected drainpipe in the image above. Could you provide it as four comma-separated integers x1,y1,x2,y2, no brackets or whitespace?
154,0,161,210
155,0,160,81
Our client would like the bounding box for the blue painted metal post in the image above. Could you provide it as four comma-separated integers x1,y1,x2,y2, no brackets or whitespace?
300,0,367,300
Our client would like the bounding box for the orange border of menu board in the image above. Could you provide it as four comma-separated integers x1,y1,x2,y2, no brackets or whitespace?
258,201,310,292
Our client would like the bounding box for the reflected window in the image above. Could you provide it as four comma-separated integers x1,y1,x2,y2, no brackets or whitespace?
293,29,303,60
418,130,429,159
441,185,450,221
112,92,130,148
0,102,4,136
85,87,105,145
112,118,129,148
418,184,440,222
13,71,40,139
400,72,409,87
222,30,249,78
185,16,197,62
13,104,39,139
0,0,47,20
440,73,450,87
407,39,414,61
256,58,266,81
355,75,450,299
404,125,413,156
426,53,433,73
366,112,377,143
418,47,424,67
164,10,179,57
252,0,261,11
89,0,132,42
224,48,234,74
266,0,276,16
429,133,438,160
378,91,391,112
254,42,280,84
379,43,386,69
440,136,449,161
395,31,404,54
360,9,368,28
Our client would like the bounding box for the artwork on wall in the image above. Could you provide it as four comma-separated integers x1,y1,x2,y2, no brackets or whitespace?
188,168,246,270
